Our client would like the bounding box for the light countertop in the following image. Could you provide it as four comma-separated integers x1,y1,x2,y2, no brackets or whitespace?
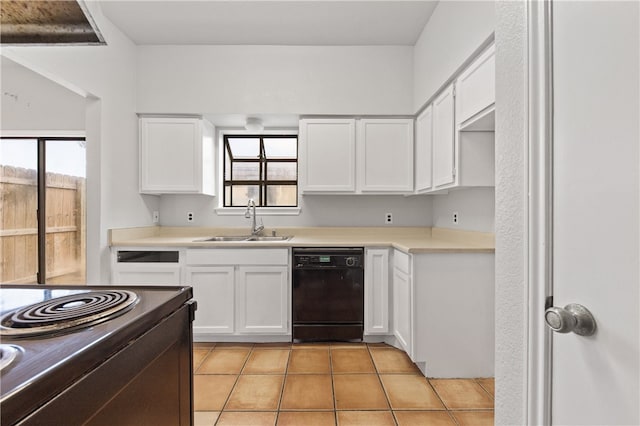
109,226,494,254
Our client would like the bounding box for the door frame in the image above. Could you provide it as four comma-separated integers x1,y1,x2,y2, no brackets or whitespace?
527,0,553,423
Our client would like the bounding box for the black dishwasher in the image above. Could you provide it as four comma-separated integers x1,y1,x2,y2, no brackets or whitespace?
292,247,364,341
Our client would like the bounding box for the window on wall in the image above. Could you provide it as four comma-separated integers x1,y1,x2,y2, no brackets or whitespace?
223,135,298,207
0,137,86,285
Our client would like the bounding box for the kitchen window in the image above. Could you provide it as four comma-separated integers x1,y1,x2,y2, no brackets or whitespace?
223,134,298,207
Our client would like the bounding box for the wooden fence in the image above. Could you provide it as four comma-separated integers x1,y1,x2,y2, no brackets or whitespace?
0,165,86,284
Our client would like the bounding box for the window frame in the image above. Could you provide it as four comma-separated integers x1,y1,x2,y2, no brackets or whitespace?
222,134,298,207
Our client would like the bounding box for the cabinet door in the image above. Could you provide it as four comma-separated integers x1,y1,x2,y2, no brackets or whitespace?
236,266,289,334
112,264,181,285
357,119,414,192
414,106,433,192
456,44,495,126
139,117,215,195
300,119,356,192
432,84,456,188
185,266,235,335
364,248,389,335
392,268,412,356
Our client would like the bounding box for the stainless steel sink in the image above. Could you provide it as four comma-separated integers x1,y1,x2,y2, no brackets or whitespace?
194,235,292,242
195,236,250,242
245,235,292,241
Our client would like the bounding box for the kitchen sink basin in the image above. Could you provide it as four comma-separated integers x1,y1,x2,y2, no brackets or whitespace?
196,236,250,242
245,235,292,241
194,235,292,242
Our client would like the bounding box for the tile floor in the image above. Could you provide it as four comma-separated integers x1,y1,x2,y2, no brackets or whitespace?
193,342,494,426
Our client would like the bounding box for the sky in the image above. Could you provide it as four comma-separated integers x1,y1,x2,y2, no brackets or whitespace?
0,139,86,178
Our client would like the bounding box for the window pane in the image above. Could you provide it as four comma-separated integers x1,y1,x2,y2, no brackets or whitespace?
266,162,297,180
228,185,260,206
232,162,260,180
45,139,86,285
266,185,297,206
0,139,38,284
225,151,231,179
228,138,260,159
263,137,297,159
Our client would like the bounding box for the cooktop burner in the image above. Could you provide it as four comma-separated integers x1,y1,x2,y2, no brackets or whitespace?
0,290,139,338
0,344,22,372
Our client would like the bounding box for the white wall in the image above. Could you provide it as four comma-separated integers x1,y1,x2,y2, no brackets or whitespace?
0,57,85,132
158,194,433,228
413,1,495,111
494,1,527,424
137,45,414,115
432,187,494,232
2,3,158,283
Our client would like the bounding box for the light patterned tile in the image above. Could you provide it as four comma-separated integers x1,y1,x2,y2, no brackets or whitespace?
477,378,495,398
225,375,284,411
369,348,420,374
193,375,237,411
336,411,395,426
280,374,334,410
331,349,375,374
394,411,456,426
242,350,290,374
451,410,494,426
288,349,331,374
430,379,494,410
216,411,277,426
277,411,336,426
194,348,211,371
198,349,250,374
333,374,389,410
380,374,445,410
193,411,219,426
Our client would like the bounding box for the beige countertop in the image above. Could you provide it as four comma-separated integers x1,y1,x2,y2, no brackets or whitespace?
108,226,494,254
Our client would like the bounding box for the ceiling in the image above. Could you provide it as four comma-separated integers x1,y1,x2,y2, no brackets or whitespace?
99,1,439,46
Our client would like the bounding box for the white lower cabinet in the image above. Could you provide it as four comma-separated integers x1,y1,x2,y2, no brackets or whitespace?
112,264,182,285
111,248,182,285
392,250,413,356
184,248,290,340
405,251,495,378
364,248,390,335
185,266,235,335
236,266,289,334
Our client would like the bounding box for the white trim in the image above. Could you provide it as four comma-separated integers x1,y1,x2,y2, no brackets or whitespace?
0,130,85,138
527,1,554,424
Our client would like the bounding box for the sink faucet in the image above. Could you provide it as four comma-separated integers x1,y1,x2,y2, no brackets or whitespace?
244,199,264,236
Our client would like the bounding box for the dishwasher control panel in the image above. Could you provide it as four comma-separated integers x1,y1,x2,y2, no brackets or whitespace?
293,248,363,269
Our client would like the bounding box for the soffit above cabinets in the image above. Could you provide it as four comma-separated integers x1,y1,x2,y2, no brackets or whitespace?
99,0,438,46
0,0,105,45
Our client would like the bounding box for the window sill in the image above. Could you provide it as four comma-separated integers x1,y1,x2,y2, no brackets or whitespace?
215,207,301,216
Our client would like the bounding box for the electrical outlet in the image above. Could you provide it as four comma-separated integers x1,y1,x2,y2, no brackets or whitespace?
452,211,459,225
152,211,160,223
385,213,393,224
187,212,194,222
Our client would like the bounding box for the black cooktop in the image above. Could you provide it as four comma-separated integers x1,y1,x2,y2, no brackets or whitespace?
0,285,192,422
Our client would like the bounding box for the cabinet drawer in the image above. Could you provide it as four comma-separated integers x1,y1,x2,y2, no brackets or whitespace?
393,250,410,274
186,248,289,265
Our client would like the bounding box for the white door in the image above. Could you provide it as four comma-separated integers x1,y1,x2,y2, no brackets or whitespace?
549,2,639,424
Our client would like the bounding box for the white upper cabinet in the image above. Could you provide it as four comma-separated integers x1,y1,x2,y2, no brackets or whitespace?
139,116,215,195
300,118,413,194
414,105,433,193
455,44,495,129
432,84,456,188
299,118,356,192
357,119,414,193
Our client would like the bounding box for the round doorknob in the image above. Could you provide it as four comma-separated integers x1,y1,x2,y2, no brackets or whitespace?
544,303,596,336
